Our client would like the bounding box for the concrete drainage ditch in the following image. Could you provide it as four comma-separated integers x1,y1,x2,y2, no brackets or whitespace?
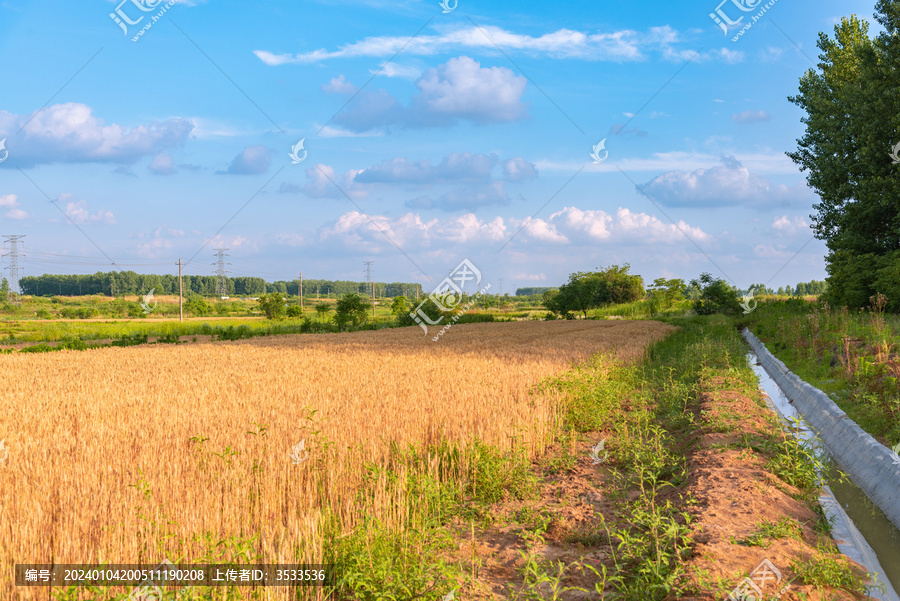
743,328,900,600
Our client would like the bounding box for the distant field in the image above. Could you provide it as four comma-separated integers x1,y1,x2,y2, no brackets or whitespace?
0,320,675,600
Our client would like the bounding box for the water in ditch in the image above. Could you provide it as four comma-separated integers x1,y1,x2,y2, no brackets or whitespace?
747,352,900,594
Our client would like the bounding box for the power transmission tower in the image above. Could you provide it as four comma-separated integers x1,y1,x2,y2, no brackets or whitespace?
213,249,230,297
2,235,25,303
178,258,184,322
498,278,503,296
364,260,375,318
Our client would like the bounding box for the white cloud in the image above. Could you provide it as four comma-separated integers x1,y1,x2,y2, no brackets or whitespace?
638,155,811,208
217,145,273,175
254,24,740,65
503,157,538,182
732,110,770,123
335,56,528,131
0,194,26,220
301,163,367,200
772,215,809,236
355,152,499,184
539,150,800,176
371,63,422,78
148,153,176,175
0,103,193,166
322,75,358,94
57,194,115,225
298,205,710,252
413,57,527,124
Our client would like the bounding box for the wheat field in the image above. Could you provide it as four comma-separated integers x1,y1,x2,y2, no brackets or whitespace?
0,320,675,599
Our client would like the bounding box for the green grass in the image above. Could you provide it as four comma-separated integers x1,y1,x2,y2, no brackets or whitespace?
740,298,900,447
734,517,802,548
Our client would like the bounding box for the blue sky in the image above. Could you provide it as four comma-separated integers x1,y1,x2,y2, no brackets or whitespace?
0,0,879,293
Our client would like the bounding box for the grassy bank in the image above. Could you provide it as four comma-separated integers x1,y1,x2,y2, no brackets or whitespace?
740,296,900,448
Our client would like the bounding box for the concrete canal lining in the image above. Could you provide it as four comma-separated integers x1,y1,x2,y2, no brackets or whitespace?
743,328,900,599
742,328,900,532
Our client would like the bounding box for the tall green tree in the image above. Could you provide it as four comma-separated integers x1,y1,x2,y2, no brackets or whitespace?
788,5,900,309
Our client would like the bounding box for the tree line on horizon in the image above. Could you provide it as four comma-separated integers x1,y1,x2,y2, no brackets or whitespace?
15,271,424,299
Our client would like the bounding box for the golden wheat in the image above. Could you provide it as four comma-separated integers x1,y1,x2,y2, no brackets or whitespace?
0,320,674,599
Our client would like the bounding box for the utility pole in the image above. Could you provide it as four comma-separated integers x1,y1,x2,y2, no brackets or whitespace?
298,273,303,311
213,249,229,297
178,258,184,322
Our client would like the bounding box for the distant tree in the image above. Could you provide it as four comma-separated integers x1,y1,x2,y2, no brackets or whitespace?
543,265,644,318
648,278,687,309
690,273,742,315
0,277,8,299
334,293,369,330
516,287,557,296
314,302,330,322
185,294,210,317
391,296,409,318
257,293,285,320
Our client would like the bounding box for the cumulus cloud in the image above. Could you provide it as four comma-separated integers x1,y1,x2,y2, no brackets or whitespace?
355,152,499,184
408,181,510,212
298,205,710,252
637,155,811,208
503,157,538,182
334,56,528,131
148,153,177,175
56,193,115,225
254,25,739,65
218,145,273,175
0,103,193,167
134,225,186,258
732,110,770,123
301,164,367,199
0,194,27,220
771,215,810,236
322,75,358,94
304,153,537,210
